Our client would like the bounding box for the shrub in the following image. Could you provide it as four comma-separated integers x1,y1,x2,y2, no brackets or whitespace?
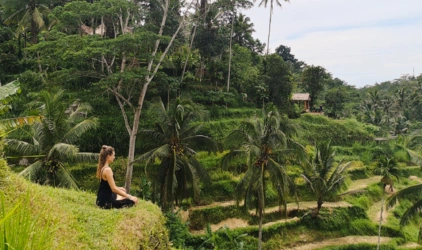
165,211,190,249
349,219,377,235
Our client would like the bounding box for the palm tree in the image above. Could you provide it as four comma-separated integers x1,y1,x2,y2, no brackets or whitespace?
256,0,289,55
0,0,58,44
5,89,98,188
301,140,351,217
136,98,216,212
221,110,304,250
373,156,399,250
232,13,255,47
385,132,422,227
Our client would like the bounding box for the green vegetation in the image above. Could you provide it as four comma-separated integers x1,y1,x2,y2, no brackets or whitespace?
0,163,169,250
2,0,422,249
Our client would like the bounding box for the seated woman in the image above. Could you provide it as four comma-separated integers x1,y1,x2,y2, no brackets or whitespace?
96,145,138,209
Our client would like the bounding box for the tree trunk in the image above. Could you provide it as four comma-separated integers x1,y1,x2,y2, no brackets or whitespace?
180,21,198,86
377,189,385,250
123,0,191,192
227,9,235,92
266,4,273,55
258,163,265,250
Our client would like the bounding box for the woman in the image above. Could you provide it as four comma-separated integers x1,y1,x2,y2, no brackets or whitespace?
96,145,138,209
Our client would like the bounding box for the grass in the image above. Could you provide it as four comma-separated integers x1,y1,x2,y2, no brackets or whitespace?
0,164,170,250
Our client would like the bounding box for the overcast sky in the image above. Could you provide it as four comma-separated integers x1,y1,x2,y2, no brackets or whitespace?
242,0,422,88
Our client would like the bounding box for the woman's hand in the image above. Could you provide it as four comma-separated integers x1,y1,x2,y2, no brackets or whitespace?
128,195,138,204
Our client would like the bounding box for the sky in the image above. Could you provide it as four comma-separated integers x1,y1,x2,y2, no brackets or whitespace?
242,0,422,88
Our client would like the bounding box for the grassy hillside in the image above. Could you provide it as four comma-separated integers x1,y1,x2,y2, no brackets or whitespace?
0,162,170,250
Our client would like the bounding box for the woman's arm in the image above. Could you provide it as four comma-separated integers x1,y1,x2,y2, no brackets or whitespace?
102,168,136,201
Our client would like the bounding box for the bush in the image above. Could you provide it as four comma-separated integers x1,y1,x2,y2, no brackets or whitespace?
300,207,368,232
165,211,190,249
349,219,377,235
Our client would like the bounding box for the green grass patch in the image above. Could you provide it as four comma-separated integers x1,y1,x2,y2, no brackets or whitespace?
1,164,169,249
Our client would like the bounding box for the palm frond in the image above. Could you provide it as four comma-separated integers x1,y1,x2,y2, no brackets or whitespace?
134,144,171,164
224,129,250,149
0,116,43,133
187,156,210,183
56,163,79,189
387,184,422,209
5,139,40,156
19,161,43,182
32,7,45,29
406,149,422,166
61,118,98,144
221,150,247,170
0,80,20,100
400,199,422,226
47,143,79,161
183,135,217,153
71,152,98,163
267,158,290,197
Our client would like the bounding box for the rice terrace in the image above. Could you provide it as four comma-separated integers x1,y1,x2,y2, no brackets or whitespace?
1,0,422,249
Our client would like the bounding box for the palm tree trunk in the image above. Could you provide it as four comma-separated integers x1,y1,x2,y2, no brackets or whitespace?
377,189,385,250
266,4,273,55
227,9,235,92
258,163,265,250
180,0,199,88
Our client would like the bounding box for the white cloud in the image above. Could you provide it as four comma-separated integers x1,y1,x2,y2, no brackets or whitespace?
242,0,422,88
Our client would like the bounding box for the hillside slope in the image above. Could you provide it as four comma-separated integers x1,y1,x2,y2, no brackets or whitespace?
0,163,170,250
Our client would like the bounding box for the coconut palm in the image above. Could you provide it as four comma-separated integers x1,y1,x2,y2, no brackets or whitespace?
256,0,289,55
373,156,399,250
386,133,422,227
221,109,305,250
301,140,351,217
136,98,216,212
0,0,58,44
5,89,98,188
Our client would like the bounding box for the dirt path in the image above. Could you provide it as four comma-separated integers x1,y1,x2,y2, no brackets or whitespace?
347,176,381,192
190,217,300,235
290,236,391,250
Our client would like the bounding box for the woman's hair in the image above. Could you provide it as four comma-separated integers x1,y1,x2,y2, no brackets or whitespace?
96,145,115,178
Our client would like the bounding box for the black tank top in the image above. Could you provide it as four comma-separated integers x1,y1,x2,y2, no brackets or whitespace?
96,168,116,207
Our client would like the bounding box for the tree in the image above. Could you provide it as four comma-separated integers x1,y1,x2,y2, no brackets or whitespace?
5,89,98,188
301,140,351,217
31,0,196,192
324,86,347,118
1,0,59,44
373,156,399,250
301,65,329,108
275,44,304,72
221,109,304,250
136,98,216,212
256,0,289,55
264,54,292,109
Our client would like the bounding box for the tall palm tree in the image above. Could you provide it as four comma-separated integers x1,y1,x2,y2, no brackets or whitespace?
301,140,351,217
221,110,304,250
5,89,98,188
136,98,216,212
373,156,399,250
256,0,289,55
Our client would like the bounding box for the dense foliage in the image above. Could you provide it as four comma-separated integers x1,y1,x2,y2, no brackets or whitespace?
2,0,422,249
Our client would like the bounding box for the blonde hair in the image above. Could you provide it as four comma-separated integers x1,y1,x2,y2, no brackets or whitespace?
96,145,114,178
